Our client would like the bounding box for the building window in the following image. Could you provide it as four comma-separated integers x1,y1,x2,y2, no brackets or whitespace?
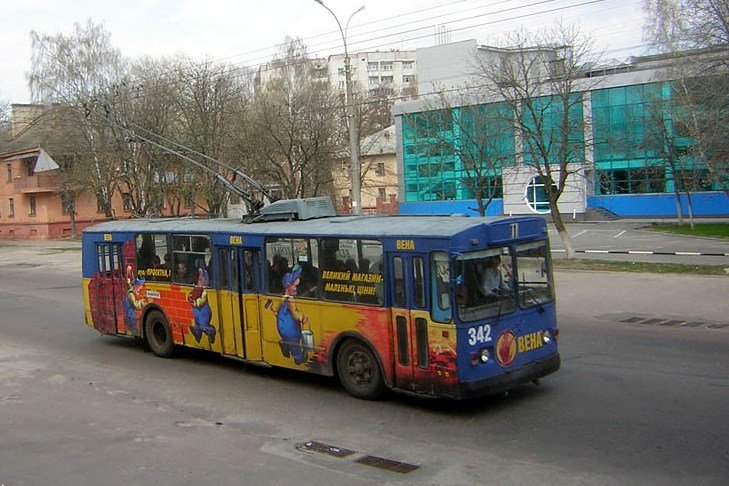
338,67,345,76
9,198,15,217
402,61,414,70
367,62,378,72
525,176,555,214
368,76,379,86
376,163,385,176
402,75,413,83
6,164,11,182
27,159,35,176
122,193,132,211
378,188,386,200
29,196,36,216
184,192,195,208
380,76,393,85
380,61,393,71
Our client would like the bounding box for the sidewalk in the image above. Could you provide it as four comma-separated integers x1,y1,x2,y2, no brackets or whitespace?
0,238,82,272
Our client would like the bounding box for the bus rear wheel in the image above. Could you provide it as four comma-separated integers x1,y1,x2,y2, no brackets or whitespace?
336,339,384,400
144,310,175,358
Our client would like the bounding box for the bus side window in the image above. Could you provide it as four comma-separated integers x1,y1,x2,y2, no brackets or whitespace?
413,257,425,308
393,257,405,308
431,252,452,322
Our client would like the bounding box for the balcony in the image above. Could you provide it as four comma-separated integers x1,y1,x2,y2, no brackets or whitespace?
14,173,59,193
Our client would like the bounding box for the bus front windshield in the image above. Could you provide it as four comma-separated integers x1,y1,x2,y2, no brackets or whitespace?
456,248,515,322
514,240,554,308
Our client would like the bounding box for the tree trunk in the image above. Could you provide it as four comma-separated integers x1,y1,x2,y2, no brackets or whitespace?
685,190,695,230
476,196,485,216
673,186,685,225
551,205,575,259
69,207,77,239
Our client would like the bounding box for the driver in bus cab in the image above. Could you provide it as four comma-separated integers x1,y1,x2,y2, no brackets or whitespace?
477,255,508,297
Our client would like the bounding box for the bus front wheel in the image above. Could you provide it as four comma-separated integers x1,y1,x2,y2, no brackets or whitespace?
144,310,175,358
336,339,384,400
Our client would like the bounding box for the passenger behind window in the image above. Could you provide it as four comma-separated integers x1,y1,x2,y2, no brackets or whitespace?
297,260,319,297
269,254,288,294
175,261,195,284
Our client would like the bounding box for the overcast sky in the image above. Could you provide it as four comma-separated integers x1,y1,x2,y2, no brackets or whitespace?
0,0,648,104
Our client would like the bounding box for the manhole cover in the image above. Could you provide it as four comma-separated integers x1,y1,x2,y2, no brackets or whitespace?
354,455,420,473
297,441,355,458
599,313,727,330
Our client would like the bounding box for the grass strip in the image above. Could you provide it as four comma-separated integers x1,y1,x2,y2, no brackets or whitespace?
554,258,728,276
650,223,729,238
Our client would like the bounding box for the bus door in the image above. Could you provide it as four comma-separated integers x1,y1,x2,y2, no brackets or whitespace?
215,246,262,361
94,242,124,335
390,253,432,393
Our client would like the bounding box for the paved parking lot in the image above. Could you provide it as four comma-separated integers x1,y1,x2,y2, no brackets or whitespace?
548,221,729,265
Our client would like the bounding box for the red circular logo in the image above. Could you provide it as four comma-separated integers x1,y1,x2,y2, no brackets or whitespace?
496,330,517,366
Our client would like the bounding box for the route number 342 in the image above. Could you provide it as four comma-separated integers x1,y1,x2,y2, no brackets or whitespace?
468,324,492,345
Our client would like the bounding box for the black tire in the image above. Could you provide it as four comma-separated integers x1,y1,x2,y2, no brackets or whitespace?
144,310,175,358
336,339,385,400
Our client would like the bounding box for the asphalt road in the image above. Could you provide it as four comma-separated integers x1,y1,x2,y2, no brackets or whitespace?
0,243,728,485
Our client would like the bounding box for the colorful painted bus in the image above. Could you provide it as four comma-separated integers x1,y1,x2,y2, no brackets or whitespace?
82,202,560,400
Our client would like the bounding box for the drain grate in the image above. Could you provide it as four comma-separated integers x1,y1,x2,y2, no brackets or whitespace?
707,323,729,329
354,455,420,474
602,313,727,330
297,441,355,458
660,320,685,326
682,321,705,327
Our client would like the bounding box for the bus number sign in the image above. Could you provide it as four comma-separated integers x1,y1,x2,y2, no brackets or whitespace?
467,324,492,345
229,235,243,245
103,234,112,241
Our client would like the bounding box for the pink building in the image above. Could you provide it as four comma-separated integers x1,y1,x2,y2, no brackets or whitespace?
0,145,130,239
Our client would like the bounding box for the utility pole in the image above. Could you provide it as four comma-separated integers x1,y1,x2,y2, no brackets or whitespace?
314,0,365,214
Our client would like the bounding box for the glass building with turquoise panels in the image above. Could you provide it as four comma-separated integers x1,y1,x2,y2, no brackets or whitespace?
394,44,728,218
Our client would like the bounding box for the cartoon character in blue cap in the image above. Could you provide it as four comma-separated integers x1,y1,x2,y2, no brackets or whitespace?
124,264,146,334
276,264,310,364
189,264,216,344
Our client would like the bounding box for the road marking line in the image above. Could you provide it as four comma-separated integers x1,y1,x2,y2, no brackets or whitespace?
585,250,609,253
628,251,654,255
614,230,626,238
675,252,701,256
573,230,588,237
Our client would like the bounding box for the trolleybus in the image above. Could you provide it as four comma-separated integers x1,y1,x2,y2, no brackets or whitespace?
82,198,560,399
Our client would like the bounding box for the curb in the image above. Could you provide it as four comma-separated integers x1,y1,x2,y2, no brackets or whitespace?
551,249,729,257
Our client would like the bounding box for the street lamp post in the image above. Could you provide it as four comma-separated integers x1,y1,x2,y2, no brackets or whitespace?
314,0,365,215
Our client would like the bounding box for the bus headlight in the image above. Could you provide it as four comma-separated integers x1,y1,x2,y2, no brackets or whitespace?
543,331,551,344
479,348,489,363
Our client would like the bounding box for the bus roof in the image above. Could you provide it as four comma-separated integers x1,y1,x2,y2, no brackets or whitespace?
82,214,545,239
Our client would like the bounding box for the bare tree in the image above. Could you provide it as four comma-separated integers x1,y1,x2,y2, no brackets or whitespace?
99,57,182,218
643,0,729,192
0,97,10,143
27,20,127,217
167,57,251,217
249,37,344,200
472,25,599,258
417,91,514,216
641,91,700,227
